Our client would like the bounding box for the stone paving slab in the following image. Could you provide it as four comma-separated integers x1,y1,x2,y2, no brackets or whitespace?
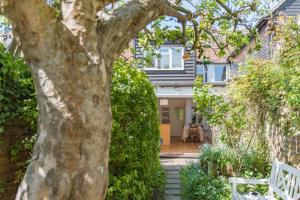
165,183,180,189
167,170,180,175
167,174,180,179
166,178,180,184
165,188,180,195
164,166,182,171
165,195,181,200
161,158,198,166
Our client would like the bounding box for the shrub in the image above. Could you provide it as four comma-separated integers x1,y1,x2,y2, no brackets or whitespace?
198,144,240,177
198,144,270,178
0,44,37,132
0,44,37,184
180,145,271,200
193,81,247,148
180,162,231,200
107,59,165,199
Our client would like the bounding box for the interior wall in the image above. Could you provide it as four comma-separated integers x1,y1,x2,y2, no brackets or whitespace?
185,99,192,125
169,99,185,137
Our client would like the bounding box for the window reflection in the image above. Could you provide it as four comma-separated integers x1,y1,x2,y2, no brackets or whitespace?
214,65,226,81
172,48,183,68
196,64,227,83
144,46,183,69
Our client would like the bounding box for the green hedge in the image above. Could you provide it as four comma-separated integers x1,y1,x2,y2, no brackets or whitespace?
107,60,164,199
0,44,37,133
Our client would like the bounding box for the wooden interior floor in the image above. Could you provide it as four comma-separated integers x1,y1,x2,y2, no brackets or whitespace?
160,136,209,154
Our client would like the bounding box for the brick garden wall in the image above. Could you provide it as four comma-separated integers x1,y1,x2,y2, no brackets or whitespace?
211,123,300,169
0,119,32,200
267,123,300,168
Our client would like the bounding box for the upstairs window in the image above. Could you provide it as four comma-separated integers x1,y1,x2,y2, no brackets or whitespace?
213,65,226,82
196,65,206,82
196,64,227,83
144,46,184,70
171,48,183,69
158,48,170,69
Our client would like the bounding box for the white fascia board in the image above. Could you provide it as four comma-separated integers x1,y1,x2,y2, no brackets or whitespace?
155,86,193,98
155,85,227,98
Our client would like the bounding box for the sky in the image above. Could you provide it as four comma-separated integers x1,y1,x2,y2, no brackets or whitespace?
0,0,282,48
157,0,280,29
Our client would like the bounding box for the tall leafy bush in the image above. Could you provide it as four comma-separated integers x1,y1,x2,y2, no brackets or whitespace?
107,60,164,199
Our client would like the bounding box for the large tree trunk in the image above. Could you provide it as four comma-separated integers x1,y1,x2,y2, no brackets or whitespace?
0,0,168,199
16,51,113,199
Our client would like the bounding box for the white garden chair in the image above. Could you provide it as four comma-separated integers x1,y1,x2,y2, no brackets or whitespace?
229,159,300,200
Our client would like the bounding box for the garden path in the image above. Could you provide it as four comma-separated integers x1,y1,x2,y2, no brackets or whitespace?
160,156,198,200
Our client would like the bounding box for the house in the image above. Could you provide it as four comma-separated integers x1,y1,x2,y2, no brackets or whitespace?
133,39,232,153
232,0,300,63
132,0,300,151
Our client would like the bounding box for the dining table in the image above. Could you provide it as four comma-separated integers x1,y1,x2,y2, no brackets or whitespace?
182,125,204,143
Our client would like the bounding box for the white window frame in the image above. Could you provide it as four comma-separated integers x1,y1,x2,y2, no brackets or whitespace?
144,46,184,70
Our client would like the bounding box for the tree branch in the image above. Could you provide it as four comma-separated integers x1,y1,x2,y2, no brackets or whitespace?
0,0,66,63
204,29,223,50
170,4,193,18
215,0,233,15
61,0,98,35
61,0,103,56
181,20,186,45
0,0,57,35
163,5,188,22
164,4,200,50
191,19,199,49
98,0,169,58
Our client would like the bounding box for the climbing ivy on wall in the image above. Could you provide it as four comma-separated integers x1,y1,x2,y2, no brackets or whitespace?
231,20,300,135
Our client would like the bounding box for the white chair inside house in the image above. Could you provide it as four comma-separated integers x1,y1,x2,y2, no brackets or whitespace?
182,125,190,142
182,124,204,143
229,159,300,200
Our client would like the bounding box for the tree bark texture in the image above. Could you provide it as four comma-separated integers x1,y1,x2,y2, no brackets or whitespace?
0,0,177,199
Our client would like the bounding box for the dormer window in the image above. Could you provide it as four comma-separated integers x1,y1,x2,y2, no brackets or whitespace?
158,48,170,69
196,64,228,83
144,46,184,70
213,65,226,82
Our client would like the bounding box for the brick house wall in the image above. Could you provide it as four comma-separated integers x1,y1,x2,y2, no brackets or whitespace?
267,123,300,168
